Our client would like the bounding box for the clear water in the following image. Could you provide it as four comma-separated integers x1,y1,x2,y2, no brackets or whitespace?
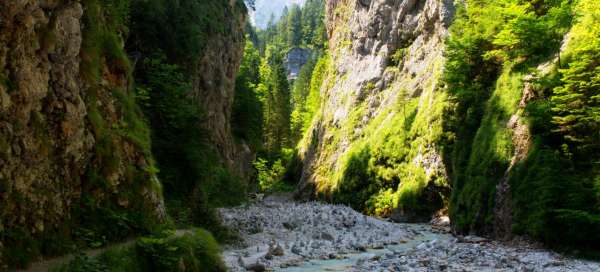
280,230,450,272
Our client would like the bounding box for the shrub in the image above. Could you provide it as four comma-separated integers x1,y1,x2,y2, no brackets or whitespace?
52,229,226,272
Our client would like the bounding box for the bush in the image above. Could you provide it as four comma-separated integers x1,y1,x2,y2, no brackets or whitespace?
52,229,226,272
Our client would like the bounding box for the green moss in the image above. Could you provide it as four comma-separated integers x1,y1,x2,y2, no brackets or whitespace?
39,24,58,53
0,135,10,158
0,73,16,93
310,54,451,218
2,228,40,269
442,0,600,254
111,88,152,155
30,111,53,157
450,66,523,231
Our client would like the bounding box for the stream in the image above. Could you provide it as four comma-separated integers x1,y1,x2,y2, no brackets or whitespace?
219,195,600,271
278,231,447,272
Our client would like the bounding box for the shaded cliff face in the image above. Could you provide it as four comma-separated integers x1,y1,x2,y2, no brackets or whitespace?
0,0,164,268
298,0,454,220
193,7,253,178
285,48,311,80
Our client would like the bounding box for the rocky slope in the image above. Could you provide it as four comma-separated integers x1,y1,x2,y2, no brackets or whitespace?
297,0,454,220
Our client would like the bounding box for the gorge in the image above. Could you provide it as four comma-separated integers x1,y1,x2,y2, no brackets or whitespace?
0,0,599,271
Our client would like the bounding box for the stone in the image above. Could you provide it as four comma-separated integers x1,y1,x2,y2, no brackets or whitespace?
269,244,284,256
245,263,266,272
321,231,335,241
283,221,298,230
221,196,600,272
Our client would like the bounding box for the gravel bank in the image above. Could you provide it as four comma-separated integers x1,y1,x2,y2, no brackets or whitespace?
219,196,600,271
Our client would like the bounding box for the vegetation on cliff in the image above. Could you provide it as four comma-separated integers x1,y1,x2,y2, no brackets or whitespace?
2,0,251,269
444,0,599,253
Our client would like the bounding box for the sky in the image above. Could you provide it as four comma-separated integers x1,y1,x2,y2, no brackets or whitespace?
250,0,307,29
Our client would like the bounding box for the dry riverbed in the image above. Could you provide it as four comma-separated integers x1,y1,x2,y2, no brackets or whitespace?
219,195,600,271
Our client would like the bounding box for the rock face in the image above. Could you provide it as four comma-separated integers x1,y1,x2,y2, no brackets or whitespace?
297,0,454,220
285,47,311,80
0,1,164,268
193,8,253,178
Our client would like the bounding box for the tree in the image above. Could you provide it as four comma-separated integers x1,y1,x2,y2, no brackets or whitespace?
551,0,600,153
287,4,303,47
301,0,326,48
233,39,264,150
259,48,291,156
290,58,316,142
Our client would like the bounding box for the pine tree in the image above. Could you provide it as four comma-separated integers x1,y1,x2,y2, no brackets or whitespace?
233,39,263,150
258,47,291,156
287,4,303,48
551,0,600,153
290,58,316,142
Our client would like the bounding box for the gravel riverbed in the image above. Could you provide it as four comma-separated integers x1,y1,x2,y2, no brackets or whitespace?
219,196,600,271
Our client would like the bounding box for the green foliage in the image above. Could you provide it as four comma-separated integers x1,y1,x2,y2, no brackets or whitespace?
443,0,600,254
52,229,226,272
551,0,600,153
389,48,407,67
135,53,201,196
255,158,288,192
135,53,246,239
287,5,303,47
332,144,375,210
443,0,574,233
450,67,524,231
233,40,264,150
258,49,292,157
293,54,329,146
1,228,40,269
52,251,108,272
256,0,325,52
245,0,326,191
506,0,600,253
485,0,572,63
136,230,225,271
319,79,450,219
128,0,251,248
129,0,246,64
508,145,599,248
0,73,16,93
290,58,317,143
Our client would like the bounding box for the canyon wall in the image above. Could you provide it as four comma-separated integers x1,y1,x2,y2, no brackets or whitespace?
298,0,454,221
300,0,599,251
0,0,251,268
0,1,167,267
193,2,253,178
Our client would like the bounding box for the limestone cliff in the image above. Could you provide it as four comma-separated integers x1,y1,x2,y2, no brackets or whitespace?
298,0,454,221
0,1,164,268
193,5,253,178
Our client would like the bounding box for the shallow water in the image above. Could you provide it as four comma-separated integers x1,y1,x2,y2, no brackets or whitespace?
280,229,450,272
